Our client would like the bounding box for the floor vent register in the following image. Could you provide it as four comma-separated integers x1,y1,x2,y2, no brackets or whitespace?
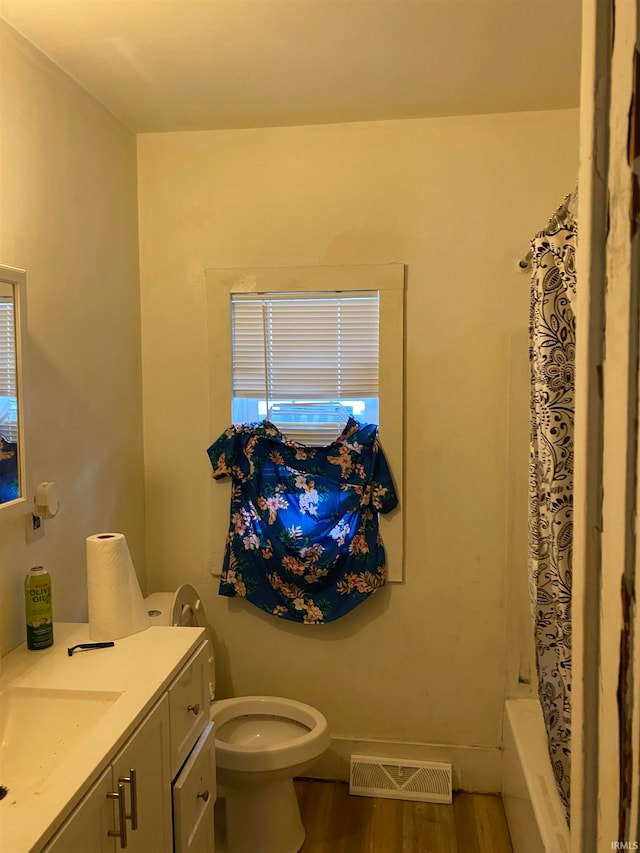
349,755,453,804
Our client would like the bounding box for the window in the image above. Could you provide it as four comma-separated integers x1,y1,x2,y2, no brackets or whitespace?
206,263,404,580
230,290,379,444
0,292,17,442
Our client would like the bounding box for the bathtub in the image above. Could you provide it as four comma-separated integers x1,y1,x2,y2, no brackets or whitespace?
502,698,570,853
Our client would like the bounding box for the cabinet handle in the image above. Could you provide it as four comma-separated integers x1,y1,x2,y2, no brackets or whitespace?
119,768,138,830
187,703,200,715
197,789,210,803
107,781,128,848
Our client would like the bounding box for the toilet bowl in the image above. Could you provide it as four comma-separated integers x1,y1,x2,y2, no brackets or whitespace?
145,586,331,853
212,695,330,853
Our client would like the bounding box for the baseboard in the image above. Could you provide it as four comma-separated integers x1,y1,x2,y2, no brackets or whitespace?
304,736,502,793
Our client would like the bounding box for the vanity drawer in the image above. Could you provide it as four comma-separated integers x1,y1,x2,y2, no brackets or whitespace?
172,722,216,853
169,641,210,778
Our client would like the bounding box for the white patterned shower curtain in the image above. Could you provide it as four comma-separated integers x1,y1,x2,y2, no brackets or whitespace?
528,193,577,822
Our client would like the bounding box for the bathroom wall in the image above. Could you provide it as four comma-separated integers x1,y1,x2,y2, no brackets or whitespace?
137,110,579,788
0,14,578,791
0,23,146,654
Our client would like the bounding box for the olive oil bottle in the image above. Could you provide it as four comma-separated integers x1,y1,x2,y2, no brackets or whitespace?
25,566,53,650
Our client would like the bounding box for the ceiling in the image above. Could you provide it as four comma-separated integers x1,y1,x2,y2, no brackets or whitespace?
0,0,582,133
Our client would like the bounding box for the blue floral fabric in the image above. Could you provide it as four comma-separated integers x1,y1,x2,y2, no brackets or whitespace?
207,418,398,623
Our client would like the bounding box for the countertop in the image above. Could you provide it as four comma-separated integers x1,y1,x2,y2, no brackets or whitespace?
0,622,206,853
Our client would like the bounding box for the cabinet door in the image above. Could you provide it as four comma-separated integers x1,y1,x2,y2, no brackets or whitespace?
172,722,216,853
168,642,210,778
42,767,115,853
111,693,172,853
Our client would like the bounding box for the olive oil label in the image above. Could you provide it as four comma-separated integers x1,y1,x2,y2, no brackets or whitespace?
25,571,53,650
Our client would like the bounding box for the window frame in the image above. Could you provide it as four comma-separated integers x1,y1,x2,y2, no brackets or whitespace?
206,263,405,582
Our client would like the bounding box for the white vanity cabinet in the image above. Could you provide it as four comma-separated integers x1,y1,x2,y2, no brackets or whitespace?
41,639,215,853
43,694,171,853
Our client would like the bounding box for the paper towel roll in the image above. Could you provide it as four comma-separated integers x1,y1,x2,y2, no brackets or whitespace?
86,532,151,641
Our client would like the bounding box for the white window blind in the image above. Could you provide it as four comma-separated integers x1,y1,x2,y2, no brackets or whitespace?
0,296,17,442
231,290,379,443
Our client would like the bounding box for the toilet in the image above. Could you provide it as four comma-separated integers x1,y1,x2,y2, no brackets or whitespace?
145,585,331,853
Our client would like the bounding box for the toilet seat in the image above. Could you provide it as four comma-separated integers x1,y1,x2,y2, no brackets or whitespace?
211,696,330,773
145,584,203,627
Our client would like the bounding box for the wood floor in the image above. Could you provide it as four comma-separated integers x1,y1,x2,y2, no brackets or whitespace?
295,779,514,853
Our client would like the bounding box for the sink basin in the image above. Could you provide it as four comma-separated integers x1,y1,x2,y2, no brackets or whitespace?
0,686,122,793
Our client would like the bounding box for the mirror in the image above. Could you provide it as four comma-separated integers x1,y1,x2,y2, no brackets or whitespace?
0,267,25,507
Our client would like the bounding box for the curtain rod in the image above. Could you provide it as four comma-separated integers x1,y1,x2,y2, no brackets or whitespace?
516,186,579,273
